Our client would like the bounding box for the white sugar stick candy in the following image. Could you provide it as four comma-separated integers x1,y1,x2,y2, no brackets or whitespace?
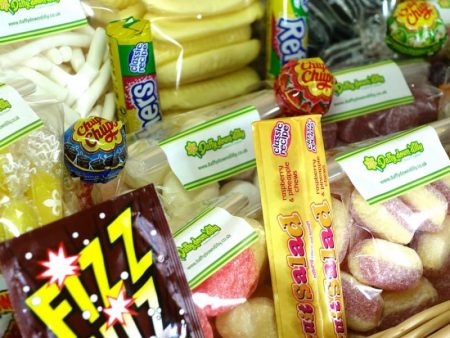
102,92,116,121
70,48,85,72
24,56,53,73
45,48,63,65
16,67,68,102
66,28,107,105
58,46,73,63
0,33,91,68
75,61,111,117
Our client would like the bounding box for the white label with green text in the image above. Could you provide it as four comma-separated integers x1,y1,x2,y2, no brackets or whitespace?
173,207,258,288
0,0,87,44
336,126,450,204
0,85,43,149
323,60,414,123
160,106,260,190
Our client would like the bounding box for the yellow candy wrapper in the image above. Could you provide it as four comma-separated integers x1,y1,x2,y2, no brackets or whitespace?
107,17,162,134
253,115,347,338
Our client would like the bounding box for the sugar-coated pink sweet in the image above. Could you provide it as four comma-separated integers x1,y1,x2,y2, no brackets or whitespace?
196,306,214,338
348,219,372,253
411,216,450,274
378,278,438,330
341,272,383,332
350,191,418,244
193,249,259,317
431,176,450,213
399,185,447,232
331,197,350,263
348,238,423,291
429,263,450,302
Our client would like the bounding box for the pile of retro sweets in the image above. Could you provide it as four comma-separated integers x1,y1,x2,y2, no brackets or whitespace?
2,0,450,337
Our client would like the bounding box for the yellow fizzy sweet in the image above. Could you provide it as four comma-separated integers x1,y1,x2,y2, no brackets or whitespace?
253,116,347,338
0,200,39,240
29,171,63,225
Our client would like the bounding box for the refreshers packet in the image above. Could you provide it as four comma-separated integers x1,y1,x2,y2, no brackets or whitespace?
253,115,347,338
107,17,162,134
0,184,202,337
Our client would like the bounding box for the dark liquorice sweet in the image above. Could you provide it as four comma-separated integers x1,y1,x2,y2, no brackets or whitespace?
64,117,127,183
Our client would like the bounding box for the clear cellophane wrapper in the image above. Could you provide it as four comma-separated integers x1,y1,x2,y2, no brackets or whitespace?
327,118,450,337
0,83,64,241
323,61,442,150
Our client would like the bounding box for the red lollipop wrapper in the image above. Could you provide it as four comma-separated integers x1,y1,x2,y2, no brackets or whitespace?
274,57,335,116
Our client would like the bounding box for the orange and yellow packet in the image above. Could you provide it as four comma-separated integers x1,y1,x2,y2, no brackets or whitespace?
253,115,347,338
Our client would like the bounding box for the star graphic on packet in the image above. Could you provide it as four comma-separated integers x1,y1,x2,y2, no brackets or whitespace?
37,242,80,289
103,286,137,329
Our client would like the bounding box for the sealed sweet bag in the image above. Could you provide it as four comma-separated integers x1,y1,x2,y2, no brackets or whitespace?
322,60,441,149
0,83,65,240
0,184,203,337
167,191,275,338
329,119,450,336
253,115,347,338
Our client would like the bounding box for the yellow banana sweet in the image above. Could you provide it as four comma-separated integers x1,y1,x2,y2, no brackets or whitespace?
87,0,138,10
146,2,264,42
157,39,261,87
118,2,147,19
143,0,255,16
154,25,251,67
159,67,260,112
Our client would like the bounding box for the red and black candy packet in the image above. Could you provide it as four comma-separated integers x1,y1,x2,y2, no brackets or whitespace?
0,184,203,337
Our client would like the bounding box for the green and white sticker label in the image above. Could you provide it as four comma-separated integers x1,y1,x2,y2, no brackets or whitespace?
160,106,260,190
336,126,450,205
323,60,414,124
0,0,87,44
0,85,43,149
173,207,258,289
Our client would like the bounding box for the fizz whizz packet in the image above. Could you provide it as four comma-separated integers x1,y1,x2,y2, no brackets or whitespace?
107,17,162,134
0,184,202,337
253,115,347,338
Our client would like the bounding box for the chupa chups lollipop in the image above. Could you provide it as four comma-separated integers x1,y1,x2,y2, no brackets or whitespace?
274,57,335,116
385,0,447,56
64,116,127,183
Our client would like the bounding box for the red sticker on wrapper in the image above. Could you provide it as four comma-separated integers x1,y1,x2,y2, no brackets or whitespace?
0,185,202,337
274,58,335,116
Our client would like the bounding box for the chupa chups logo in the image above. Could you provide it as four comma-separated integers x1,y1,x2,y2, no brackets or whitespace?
130,78,160,127
272,16,307,64
0,98,11,113
363,140,424,172
272,121,292,157
73,117,124,153
305,118,317,153
184,128,246,159
128,43,149,74
0,0,59,14
395,1,438,30
295,60,334,105
334,74,385,96
177,224,221,261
